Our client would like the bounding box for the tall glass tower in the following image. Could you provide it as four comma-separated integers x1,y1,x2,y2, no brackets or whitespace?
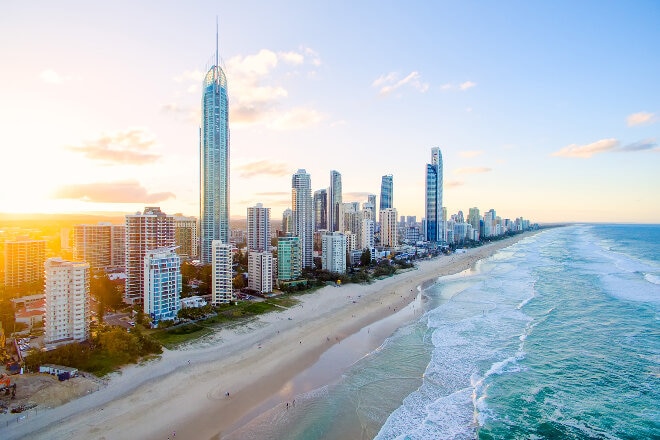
425,147,443,243
379,174,393,219
292,169,313,269
328,170,342,232
200,26,230,264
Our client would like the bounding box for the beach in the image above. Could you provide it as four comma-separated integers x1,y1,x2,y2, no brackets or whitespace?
2,233,534,440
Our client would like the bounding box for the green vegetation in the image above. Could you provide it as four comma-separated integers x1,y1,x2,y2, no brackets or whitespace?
25,326,163,377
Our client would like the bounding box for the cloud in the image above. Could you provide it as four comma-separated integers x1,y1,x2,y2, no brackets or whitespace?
54,181,175,203
626,111,656,127
459,150,483,158
40,69,80,84
445,180,464,188
372,71,429,96
455,167,492,174
552,138,619,158
65,128,161,164
236,160,290,178
459,81,477,91
618,139,658,152
173,70,205,83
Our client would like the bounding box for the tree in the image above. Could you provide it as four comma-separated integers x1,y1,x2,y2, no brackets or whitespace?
0,300,16,336
360,249,372,267
233,273,246,290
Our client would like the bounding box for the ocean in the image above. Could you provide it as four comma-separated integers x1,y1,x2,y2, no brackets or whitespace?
228,225,660,439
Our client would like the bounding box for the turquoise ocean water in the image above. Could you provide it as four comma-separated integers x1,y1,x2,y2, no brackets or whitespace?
230,225,660,439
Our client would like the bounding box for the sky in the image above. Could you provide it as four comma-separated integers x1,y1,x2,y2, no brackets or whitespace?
1,1,658,224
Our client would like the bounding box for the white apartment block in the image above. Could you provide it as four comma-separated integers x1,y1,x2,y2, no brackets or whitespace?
44,258,90,345
247,203,271,253
322,232,347,274
248,251,273,294
212,240,233,305
361,218,375,250
144,247,181,325
379,208,398,248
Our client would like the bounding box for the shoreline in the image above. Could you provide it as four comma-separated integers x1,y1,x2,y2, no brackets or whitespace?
1,231,541,440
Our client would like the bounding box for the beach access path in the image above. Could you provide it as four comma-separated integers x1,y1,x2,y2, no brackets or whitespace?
1,232,539,440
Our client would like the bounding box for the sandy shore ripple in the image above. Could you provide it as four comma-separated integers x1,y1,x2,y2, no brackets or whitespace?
1,232,539,440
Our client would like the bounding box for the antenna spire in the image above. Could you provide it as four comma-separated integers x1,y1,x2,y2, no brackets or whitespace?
215,16,219,68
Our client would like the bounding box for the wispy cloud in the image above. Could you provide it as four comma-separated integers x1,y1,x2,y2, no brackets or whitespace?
445,180,464,188
551,138,658,158
372,71,429,96
54,180,175,203
236,160,290,178
266,107,323,130
40,68,80,84
455,167,492,174
65,128,161,165
626,111,656,127
458,150,484,158
552,138,619,158
459,81,477,91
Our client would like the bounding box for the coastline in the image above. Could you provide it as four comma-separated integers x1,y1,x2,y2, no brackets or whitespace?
1,231,541,440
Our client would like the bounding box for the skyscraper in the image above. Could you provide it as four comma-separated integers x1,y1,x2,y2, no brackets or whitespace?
144,247,181,325
313,189,327,231
200,25,230,264
277,234,301,281
173,215,199,260
73,223,126,270
3,239,46,290
292,169,313,269
247,203,271,253
329,170,342,232
380,174,393,219
321,232,347,274
212,240,233,305
380,208,399,248
425,147,443,243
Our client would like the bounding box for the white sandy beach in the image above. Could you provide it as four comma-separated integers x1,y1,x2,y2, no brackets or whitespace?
1,233,537,440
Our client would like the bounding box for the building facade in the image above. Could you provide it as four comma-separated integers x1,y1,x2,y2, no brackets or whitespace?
125,207,175,305
143,247,181,325
173,215,199,260
44,258,90,345
328,170,342,232
211,240,233,305
247,203,271,253
425,147,444,243
379,174,393,218
248,251,273,294
3,239,46,290
321,232,347,274
380,208,399,248
277,235,301,281
292,169,314,269
200,32,230,264
73,223,126,270
313,189,327,232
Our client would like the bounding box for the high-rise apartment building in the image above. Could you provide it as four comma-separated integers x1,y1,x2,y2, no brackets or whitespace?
361,218,375,250
248,251,273,294
144,247,181,325
73,223,126,270
313,189,327,232
425,147,444,243
380,208,399,248
173,215,199,260
342,202,361,234
321,232,347,274
125,207,175,305
329,170,342,232
292,169,313,269
212,240,233,305
468,207,481,233
281,209,293,234
247,203,271,253
277,235,301,281
44,258,90,345
3,239,46,290
200,27,230,264
380,174,393,219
